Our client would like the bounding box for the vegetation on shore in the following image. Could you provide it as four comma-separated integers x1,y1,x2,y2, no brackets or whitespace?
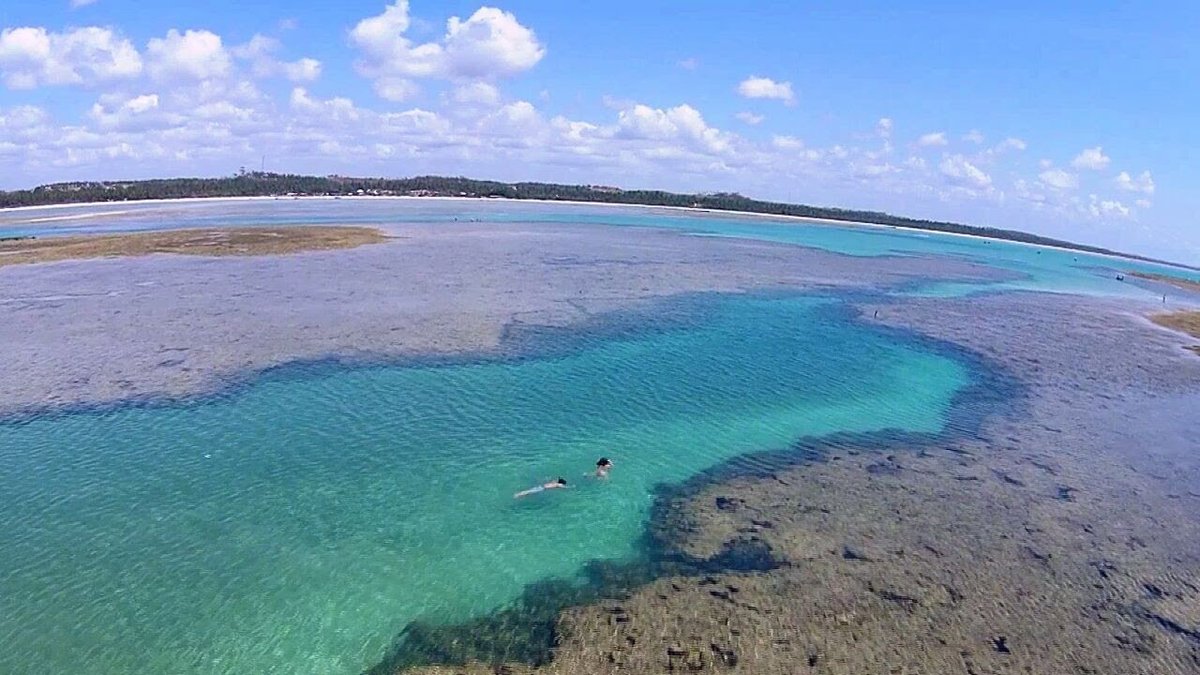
0,226,387,267
3,172,1195,270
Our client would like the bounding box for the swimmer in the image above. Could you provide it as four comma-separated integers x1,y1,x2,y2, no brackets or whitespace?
593,457,614,479
514,477,568,499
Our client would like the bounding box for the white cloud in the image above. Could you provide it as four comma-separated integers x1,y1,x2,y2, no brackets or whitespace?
917,131,948,147
284,58,322,82
615,102,733,154
734,111,763,125
678,57,698,70
147,29,231,80
1088,194,1130,218
122,93,159,114
232,35,322,82
70,0,99,7
0,26,142,88
994,137,1027,152
0,104,49,132
451,81,500,105
443,8,545,78
1038,158,1052,169
1115,170,1155,195
771,135,804,150
1071,146,1110,170
350,1,544,99
374,77,421,102
876,117,893,138
939,154,991,189
736,76,794,104
1135,198,1152,209
1038,168,1078,190
290,87,361,122
963,129,984,144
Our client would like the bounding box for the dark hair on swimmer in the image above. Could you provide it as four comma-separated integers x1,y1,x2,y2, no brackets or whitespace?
557,478,567,485
596,457,612,467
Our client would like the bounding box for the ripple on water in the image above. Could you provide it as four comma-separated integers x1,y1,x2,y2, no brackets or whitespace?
0,293,975,674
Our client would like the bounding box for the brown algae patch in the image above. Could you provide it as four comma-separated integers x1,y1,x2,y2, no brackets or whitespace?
0,226,389,266
1131,272,1200,294
1150,310,1200,355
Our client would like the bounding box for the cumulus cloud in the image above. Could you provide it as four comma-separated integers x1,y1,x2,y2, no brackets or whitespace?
0,26,142,88
1070,146,1110,170
734,111,763,125
771,135,804,150
1038,168,1078,190
994,137,1027,152
963,129,984,144
876,117,893,138
614,103,733,154
1135,198,1152,209
88,93,174,130
1088,194,1130,218
290,87,361,122
147,29,231,80
736,76,794,104
232,35,321,82
939,154,991,189
451,81,500,105
1115,170,1154,195
917,131,947,147
350,0,544,99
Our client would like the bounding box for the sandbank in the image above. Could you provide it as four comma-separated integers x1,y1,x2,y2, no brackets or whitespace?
0,225,389,267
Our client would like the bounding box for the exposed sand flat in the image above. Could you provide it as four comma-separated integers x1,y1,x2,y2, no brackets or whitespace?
0,226,388,267
1133,272,1200,295
0,221,1011,418
401,293,1200,675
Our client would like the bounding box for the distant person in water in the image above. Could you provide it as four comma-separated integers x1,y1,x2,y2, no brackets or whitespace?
514,478,568,499
594,457,614,479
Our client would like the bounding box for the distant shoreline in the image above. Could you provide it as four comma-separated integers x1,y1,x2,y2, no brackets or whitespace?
2,193,1191,273
3,174,1194,271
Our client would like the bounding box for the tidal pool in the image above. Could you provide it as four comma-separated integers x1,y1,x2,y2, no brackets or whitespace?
0,293,971,674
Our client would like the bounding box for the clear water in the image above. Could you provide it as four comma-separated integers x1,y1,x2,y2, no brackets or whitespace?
3,197,1195,298
0,294,969,674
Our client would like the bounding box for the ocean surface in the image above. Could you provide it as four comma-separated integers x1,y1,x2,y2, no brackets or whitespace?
0,199,1191,674
2,197,1197,298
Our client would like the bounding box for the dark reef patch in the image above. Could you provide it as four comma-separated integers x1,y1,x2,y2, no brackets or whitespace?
361,296,1022,674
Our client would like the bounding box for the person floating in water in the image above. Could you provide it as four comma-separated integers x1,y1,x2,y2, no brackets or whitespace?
514,478,568,499
594,457,614,479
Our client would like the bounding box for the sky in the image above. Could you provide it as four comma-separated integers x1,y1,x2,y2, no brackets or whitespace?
0,1,1197,262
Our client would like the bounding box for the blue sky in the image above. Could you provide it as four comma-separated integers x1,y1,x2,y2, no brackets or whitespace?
0,1,1196,262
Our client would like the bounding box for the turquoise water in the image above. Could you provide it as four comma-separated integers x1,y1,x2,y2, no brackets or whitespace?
0,294,969,673
2,198,1195,298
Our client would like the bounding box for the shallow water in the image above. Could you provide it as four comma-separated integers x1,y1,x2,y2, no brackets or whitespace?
1,198,1195,298
0,294,969,674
